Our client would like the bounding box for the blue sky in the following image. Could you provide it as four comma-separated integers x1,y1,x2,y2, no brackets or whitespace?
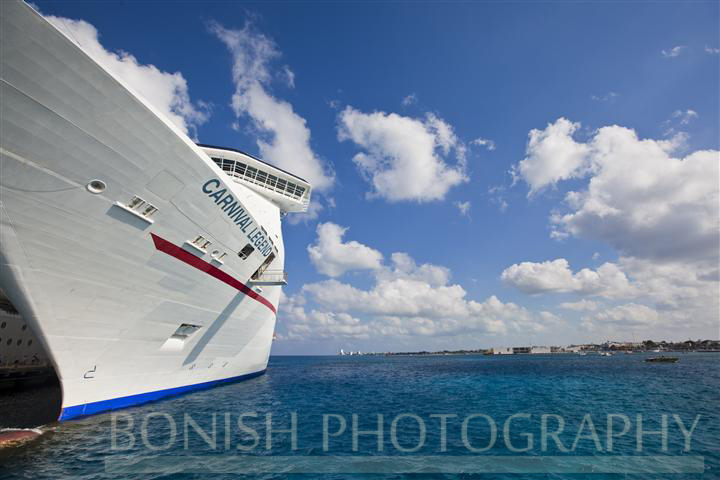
34,1,719,354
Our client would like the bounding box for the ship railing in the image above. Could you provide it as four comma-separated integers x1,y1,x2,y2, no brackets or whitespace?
247,270,288,286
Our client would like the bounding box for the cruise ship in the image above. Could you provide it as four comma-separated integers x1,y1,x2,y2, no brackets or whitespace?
0,1,310,422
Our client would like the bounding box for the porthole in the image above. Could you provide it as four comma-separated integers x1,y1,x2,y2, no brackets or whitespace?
21,324,27,331
0,321,5,329
16,339,22,346
86,179,106,194
28,339,33,346
6,338,11,346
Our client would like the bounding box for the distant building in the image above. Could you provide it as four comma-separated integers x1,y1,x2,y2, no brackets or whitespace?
493,347,513,355
531,346,551,354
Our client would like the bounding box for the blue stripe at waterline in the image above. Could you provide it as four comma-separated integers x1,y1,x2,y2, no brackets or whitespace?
59,370,266,421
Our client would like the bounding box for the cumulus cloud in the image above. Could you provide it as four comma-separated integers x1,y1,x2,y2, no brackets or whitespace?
337,107,468,202
586,303,660,327
513,118,591,195
210,21,334,191
280,225,549,340
307,222,383,277
550,127,718,263
558,299,600,311
514,118,719,264
454,201,471,216
45,15,209,137
471,137,496,151
662,46,686,58
706,45,720,54
501,258,634,297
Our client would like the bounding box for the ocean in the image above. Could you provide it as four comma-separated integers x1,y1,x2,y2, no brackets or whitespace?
1,353,718,479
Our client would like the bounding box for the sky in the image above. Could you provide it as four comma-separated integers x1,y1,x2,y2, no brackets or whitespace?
32,1,719,354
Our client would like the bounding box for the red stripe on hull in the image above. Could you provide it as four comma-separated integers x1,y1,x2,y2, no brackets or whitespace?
150,233,276,314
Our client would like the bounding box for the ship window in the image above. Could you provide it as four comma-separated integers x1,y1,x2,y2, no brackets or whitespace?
245,166,257,180
21,324,26,331
124,196,158,219
190,235,211,251
171,323,201,340
127,196,145,210
295,186,305,197
28,340,32,346
16,339,22,346
276,178,287,192
142,205,158,216
6,338,10,346
211,157,223,167
256,170,268,184
238,244,255,260
234,162,247,176
267,175,277,188
0,322,5,329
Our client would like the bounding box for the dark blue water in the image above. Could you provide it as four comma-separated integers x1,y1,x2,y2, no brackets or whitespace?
1,353,718,478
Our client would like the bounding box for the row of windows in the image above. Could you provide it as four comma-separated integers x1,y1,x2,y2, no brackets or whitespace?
212,158,306,200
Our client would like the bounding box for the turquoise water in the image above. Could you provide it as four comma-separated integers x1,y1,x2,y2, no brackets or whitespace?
1,353,718,478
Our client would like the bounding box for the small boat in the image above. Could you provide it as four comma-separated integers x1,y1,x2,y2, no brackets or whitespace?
600,352,613,356
645,356,679,363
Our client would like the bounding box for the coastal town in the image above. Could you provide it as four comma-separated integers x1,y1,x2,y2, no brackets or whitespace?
338,339,720,356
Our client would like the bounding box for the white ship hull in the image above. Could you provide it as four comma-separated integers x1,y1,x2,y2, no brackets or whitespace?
0,1,307,421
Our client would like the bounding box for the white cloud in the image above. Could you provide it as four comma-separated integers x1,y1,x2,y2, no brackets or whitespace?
471,137,496,151
210,21,334,191
705,45,720,54
504,254,718,335
590,92,619,102
281,227,550,340
501,258,634,297
586,303,659,327
454,200,471,216
515,118,719,264
337,107,468,202
662,45,686,58
558,299,600,311
307,222,383,277
550,127,718,263
281,65,295,88
401,93,418,107
671,109,698,125
513,118,591,195
488,185,509,212
45,15,209,138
